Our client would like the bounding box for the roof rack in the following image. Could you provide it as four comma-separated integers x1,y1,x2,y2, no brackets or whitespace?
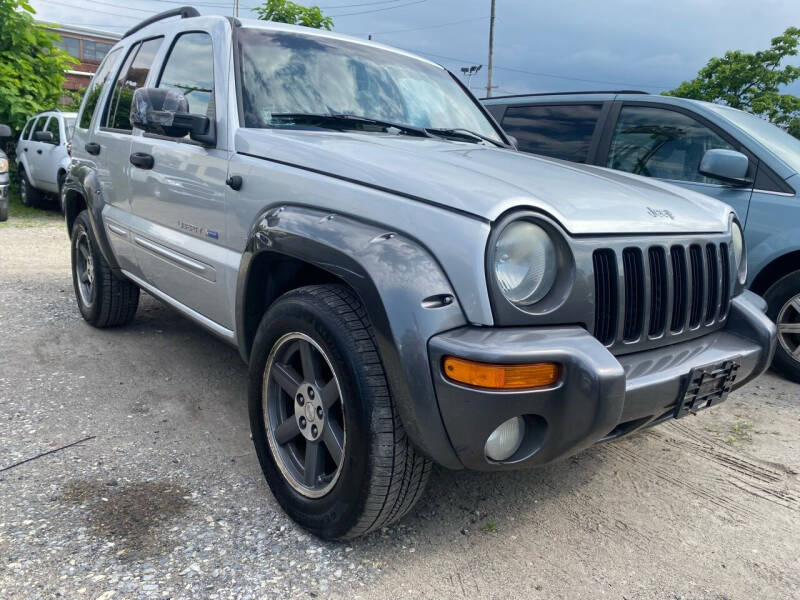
123,6,200,39
481,90,650,100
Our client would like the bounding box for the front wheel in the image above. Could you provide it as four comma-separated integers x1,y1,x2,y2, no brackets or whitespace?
18,170,40,207
765,271,800,383
0,198,7,222
248,285,431,539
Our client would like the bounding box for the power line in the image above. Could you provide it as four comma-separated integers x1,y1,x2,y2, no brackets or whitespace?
361,15,487,37
33,0,139,20
330,0,426,18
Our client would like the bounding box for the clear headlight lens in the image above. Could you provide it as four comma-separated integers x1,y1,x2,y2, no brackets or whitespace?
731,220,747,283
494,221,557,305
0,158,7,174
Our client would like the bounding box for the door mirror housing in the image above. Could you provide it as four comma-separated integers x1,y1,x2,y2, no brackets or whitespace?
699,148,751,186
33,130,54,143
0,124,11,139
131,87,215,146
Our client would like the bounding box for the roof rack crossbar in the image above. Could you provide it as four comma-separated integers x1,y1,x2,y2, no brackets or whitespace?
123,6,200,39
481,90,649,100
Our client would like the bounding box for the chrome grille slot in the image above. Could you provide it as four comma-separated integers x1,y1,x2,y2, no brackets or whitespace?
622,248,644,341
592,249,617,346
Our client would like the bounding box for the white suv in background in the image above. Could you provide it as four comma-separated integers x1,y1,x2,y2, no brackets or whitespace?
16,110,76,212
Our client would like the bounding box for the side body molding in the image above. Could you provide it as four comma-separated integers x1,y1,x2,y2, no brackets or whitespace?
236,205,467,469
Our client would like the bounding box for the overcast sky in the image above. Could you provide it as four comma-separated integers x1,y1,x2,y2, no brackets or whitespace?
29,0,800,96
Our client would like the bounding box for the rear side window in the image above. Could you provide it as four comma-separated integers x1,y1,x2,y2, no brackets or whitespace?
78,48,121,130
607,105,735,184
157,32,215,128
104,37,163,131
45,117,60,144
502,104,602,163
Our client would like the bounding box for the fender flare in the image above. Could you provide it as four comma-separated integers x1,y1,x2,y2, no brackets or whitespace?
63,164,121,273
236,204,467,469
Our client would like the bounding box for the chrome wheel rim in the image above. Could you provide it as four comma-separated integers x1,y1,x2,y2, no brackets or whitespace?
263,332,345,498
777,293,800,362
75,230,95,307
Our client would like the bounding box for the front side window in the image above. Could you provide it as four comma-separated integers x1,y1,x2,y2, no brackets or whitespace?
104,37,163,131
501,104,602,162
607,105,735,184
157,32,214,138
45,117,60,144
238,29,501,143
30,117,47,139
20,118,33,140
78,48,121,130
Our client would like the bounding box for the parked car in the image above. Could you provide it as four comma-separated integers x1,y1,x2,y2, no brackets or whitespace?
64,9,775,540
0,124,11,222
16,110,77,212
483,91,800,382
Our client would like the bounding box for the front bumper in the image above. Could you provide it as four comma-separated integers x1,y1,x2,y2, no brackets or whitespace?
428,290,776,471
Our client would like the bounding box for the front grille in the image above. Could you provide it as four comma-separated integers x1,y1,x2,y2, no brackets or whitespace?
592,241,734,350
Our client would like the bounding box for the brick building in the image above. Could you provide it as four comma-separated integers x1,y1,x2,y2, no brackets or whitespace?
40,23,121,93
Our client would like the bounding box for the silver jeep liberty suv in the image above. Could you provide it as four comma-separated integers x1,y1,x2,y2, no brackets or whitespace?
63,7,776,539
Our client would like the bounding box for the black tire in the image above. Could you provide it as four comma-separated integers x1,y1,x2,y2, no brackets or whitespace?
248,284,431,540
764,271,800,383
57,171,66,215
0,199,7,222
18,169,41,207
70,210,139,328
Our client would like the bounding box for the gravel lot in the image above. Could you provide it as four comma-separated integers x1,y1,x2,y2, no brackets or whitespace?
1,222,799,600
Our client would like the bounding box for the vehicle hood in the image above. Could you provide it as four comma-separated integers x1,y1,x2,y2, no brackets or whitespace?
235,129,732,235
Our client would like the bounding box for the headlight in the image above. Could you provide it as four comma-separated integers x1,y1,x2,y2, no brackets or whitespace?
494,221,557,305
0,158,7,174
731,220,747,284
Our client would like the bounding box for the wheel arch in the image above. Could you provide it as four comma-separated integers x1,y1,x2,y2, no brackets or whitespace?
750,249,800,296
236,205,467,469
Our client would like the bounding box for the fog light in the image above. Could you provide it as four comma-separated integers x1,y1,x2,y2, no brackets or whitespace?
484,417,524,461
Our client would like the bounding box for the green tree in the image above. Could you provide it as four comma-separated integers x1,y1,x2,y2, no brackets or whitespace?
665,27,800,138
253,0,333,30
0,0,76,134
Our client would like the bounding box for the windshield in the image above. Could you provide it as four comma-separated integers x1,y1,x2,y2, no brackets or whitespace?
709,104,800,173
238,29,502,143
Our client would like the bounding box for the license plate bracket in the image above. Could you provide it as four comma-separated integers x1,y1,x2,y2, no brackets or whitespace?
675,359,740,419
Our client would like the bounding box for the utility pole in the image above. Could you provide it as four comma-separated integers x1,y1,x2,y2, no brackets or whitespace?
234,0,240,18
485,0,496,98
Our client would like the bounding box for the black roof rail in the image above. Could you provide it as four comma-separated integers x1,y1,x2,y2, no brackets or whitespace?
481,90,650,100
123,6,200,39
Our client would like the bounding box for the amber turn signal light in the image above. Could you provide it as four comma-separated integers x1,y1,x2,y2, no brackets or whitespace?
443,357,560,390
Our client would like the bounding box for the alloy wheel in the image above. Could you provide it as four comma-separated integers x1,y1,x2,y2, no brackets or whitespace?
263,332,346,498
777,293,800,363
75,230,95,307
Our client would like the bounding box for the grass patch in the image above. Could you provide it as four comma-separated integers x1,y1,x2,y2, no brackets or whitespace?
1,173,62,228
481,519,497,534
725,420,754,445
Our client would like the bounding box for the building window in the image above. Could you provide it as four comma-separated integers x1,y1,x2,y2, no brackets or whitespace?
55,35,80,58
83,40,113,62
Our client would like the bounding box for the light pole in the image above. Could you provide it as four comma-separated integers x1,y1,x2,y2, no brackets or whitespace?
486,0,496,97
460,65,482,89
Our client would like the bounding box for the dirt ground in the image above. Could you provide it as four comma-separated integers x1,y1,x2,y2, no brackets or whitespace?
1,222,799,600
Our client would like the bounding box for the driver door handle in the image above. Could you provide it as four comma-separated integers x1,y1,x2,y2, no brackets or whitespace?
85,143,101,155
36,149,42,154
130,152,154,170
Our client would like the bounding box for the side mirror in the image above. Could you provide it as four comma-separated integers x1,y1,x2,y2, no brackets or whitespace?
506,134,518,150
699,148,751,187
33,130,54,143
131,87,215,146
0,124,11,139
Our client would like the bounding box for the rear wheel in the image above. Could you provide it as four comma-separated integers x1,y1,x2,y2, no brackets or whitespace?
249,285,431,539
765,271,800,383
70,210,140,328
57,171,66,214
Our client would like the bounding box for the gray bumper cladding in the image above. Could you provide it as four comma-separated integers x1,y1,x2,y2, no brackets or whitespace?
428,290,776,471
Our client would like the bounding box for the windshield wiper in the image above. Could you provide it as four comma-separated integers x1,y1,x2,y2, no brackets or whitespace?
269,113,431,138
425,127,507,148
